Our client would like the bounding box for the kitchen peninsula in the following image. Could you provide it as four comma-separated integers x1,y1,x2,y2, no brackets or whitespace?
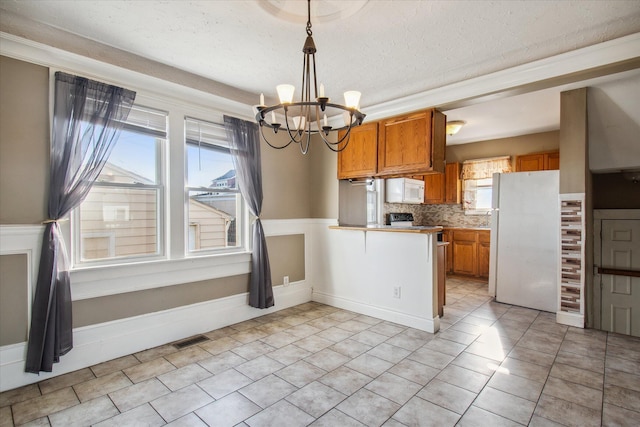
315,225,442,333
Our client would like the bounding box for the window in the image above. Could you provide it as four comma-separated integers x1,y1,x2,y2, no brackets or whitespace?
461,156,512,215
185,117,242,253
74,105,167,264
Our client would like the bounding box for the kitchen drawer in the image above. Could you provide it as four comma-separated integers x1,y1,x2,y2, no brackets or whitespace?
453,230,476,241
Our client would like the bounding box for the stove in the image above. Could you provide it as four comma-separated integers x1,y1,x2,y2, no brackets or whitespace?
388,212,414,227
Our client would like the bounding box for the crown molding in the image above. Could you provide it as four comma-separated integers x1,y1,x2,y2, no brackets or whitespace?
0,32,254,121
365,32,640,120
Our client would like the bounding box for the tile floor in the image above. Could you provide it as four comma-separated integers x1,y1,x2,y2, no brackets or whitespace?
1,277,639,427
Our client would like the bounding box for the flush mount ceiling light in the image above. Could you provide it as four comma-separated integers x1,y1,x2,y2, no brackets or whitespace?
254,0,366,154
446,120,466,136
257,0,368,24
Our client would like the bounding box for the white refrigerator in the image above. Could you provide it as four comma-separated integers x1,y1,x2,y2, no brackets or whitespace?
488,170,559,312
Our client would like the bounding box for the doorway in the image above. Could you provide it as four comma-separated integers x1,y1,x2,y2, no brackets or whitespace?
594,210,640,337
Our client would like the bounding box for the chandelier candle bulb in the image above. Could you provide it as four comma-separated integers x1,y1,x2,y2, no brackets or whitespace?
323,114,328,127
319,83,325,98
344,91,361,109
277,84,295,104
260,93,265,107
271,111,276,123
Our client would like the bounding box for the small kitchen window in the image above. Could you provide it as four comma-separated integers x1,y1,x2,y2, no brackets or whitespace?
461,156,512,215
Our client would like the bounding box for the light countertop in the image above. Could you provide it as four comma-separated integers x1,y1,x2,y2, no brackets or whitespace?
329,225,443,234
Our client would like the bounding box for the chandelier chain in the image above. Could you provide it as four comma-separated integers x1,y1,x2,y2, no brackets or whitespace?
306,0,313,36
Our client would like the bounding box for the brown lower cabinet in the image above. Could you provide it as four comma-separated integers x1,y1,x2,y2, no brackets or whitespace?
444,228,490,279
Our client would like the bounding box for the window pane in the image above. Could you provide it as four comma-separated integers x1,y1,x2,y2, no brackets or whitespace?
188,190,240,250
98,131,160,184
79,187,159,261
187,143,236,189
476,187,493,210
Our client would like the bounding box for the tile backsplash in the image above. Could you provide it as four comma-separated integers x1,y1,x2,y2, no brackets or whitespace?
384,203,491,228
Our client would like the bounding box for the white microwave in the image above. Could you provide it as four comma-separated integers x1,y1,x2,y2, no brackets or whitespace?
385,178,425,204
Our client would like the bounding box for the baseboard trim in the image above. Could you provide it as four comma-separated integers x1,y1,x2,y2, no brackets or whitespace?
556,311,584,328
0,281,311,392
312,291,439,334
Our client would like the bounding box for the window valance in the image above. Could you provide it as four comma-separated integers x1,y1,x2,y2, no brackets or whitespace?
461,156,513,180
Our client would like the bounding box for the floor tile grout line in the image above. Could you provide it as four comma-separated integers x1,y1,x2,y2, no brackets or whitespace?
520,310,568,426
6,280,640,427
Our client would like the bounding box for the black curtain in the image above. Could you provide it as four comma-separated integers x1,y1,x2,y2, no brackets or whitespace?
224,115,274,308
25,72,136,373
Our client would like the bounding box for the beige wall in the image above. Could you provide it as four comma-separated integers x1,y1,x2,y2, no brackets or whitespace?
309,140,339,219
0,56,310,334
0,56,49,224
445,131,559,164
267,234,305,285
73,274,250,327
559,89,589,194
260,132,313,219
260,132,339,220
0,254,29,346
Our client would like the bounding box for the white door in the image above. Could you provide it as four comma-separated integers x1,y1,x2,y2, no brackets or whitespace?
600,219,640,337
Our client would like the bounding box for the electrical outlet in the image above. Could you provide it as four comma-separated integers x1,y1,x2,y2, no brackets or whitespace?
283,276,290,286
393,286,401,299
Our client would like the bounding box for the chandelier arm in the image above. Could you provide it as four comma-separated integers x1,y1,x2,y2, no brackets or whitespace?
322,133,351,152
257,103,365,133
322,124,354,146
282,105,306,145
312,104,352,152
319,123,353,152
259,124,294,150
301,129,311,154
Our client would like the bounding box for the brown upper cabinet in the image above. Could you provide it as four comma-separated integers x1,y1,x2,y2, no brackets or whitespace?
423,162,461,205
377,109,446,176
516,150,560,172
423,173,445,204
337,122,378,179
445,162,461,204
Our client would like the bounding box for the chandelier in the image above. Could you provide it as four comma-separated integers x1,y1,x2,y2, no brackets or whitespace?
254,0,366,154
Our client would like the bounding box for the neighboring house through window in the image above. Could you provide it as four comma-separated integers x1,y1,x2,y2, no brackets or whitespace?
185,117,242,252
74,105,166,263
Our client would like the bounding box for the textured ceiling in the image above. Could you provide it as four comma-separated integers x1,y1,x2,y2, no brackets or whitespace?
1,0,640,145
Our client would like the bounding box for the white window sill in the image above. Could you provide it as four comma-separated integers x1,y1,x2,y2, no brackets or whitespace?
71,251,252,300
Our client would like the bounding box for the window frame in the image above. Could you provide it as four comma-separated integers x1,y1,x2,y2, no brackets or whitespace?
56,81,252,300
71,103,167,267
463,177,494,216
184,116,246,256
